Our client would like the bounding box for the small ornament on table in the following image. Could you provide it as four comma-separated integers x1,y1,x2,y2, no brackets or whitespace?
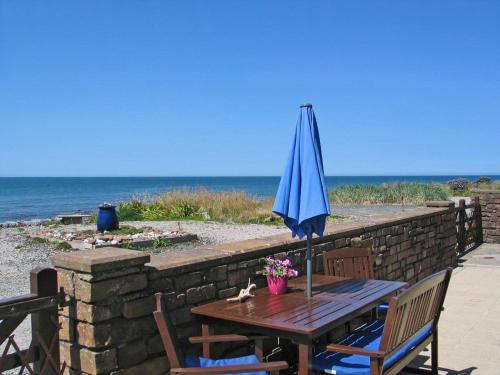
226,279,256,303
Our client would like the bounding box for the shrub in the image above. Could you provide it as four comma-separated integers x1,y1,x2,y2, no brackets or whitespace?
169,201,200,219
447,178,470,193
118,200,146,221
473,176,492,186
141,202,169,221
152,238,172,248
30,237,49,244
472,179,500,191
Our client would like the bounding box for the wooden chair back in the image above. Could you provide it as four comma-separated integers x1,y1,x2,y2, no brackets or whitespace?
322,247,374,279
153,293,184,368
379,268,452,357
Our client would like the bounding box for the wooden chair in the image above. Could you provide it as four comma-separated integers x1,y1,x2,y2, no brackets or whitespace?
322,247,374,279
322,247,388,324
153,293,289,375
312,267,453,375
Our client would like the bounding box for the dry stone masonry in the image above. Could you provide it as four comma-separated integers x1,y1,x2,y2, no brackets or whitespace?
472,189,500,243
53,201,457,374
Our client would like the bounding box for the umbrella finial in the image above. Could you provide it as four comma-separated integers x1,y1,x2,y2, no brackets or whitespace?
300,103,313,108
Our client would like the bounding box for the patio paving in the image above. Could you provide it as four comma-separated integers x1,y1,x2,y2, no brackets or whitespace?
403,243,500,375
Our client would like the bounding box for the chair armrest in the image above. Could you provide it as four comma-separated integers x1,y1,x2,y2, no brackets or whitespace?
170,361,289,374
326,343,385,358
383,287,408,300
188,334,268,344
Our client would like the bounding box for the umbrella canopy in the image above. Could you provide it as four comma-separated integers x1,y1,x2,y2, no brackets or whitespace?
273,103,330,298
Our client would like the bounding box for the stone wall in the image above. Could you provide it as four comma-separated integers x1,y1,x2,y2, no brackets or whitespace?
53,201,457,375
473,189,500,243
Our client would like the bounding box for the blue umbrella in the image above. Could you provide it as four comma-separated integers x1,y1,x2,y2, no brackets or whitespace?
273,103,330,298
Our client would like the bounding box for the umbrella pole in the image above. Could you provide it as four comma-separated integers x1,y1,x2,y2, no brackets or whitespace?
306,234,312,298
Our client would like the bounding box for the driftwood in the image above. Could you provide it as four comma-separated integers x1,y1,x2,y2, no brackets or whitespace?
226,279,256,303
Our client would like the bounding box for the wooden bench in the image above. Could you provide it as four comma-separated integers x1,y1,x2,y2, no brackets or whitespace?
55,213,92,225
312,267,453,374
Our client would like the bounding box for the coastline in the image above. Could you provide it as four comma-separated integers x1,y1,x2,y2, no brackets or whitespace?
0,198,468,227
1,175,495,222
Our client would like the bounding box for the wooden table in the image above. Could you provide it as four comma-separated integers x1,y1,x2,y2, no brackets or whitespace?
191,275,407,374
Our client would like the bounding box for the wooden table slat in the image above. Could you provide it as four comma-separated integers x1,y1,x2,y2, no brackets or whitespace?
282,299,346,324
294,301,351,327
346,282,393,299
320,279,376,295
263,298,328,320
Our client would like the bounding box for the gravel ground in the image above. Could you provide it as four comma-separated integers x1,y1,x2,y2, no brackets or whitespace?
0,227,57,298
0,227,58,369
0,220,290,297
126,220,290,249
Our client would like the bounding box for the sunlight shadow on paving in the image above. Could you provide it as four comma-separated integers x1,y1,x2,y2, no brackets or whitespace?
403,354,477,375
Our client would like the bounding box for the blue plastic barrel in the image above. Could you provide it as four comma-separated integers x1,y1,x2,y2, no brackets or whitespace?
96,204,119,232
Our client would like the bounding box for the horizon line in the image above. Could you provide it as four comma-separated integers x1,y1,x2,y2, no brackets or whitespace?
1,174,500,178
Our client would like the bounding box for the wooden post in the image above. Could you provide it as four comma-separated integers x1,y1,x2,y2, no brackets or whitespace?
30,268,60,375
431,327,439,375
457,199,466,254
474,196,483,244
298,343,312,375
201,324,213,358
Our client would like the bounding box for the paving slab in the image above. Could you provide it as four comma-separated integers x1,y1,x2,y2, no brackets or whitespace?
459,243,500,267
403,243,500,375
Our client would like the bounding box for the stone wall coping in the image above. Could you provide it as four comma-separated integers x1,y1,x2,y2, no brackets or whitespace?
471,189,500,194
148,204,453,274
426,200,455,208
52,248,150,273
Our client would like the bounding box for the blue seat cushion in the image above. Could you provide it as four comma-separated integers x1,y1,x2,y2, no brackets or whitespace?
313,320,432,375
185,354,266,375
377,303,389,314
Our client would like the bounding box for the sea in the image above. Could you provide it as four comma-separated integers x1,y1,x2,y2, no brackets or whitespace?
0,176,497,223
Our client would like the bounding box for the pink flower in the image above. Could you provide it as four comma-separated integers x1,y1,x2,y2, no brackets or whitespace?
260,257,298,279
289,269,298,277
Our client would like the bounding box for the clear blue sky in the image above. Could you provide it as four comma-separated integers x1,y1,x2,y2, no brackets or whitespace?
1,1,499,177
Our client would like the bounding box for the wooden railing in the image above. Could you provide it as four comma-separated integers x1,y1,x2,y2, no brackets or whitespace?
455,197,483,255
0,268,66,374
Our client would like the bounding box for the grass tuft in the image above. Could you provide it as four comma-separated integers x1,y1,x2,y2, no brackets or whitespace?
117,188,281,224
107,226,145,236
329,183,449,205
53,241,72,250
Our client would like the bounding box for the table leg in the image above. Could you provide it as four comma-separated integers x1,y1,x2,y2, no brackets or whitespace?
201,323,213,358
298,343,312,375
